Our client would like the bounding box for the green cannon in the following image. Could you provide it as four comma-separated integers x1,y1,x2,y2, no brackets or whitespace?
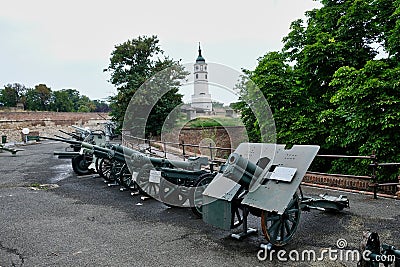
0,144,24,156
128,153,211,204
200,143,349,246
359,232,400,267
80,142,141,190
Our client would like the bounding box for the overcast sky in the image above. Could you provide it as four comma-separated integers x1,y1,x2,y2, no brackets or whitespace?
0,0,321,102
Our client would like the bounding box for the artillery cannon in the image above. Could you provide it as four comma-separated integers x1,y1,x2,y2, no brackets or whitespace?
359,231,400,267
0,144,24,156
129,153,210,204
199,143,349,246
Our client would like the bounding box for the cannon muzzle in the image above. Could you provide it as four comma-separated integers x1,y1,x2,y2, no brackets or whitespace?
222,153,264,189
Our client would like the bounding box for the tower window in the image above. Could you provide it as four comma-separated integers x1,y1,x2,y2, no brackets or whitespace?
205,74,207,79
200,93,205,95
205,66,207,70
196,74,198,79
196,66,199,70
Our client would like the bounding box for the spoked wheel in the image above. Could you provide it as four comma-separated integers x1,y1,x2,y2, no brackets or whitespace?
72,154,92,176
119,164,136,190
98,158,113,181
159,178,187,207
190,173,215,218
261,193,301,246
109,162,123,183
136,164,159,198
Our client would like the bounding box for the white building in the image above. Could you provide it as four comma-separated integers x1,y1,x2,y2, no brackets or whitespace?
191,44,212,112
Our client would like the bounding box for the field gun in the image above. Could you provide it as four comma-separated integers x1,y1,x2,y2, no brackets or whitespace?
200,143,349,246
0,144,24,156
128,153,210,203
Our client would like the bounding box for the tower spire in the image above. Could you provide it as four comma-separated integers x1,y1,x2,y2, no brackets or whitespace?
198,42,202,57
196,42,205,62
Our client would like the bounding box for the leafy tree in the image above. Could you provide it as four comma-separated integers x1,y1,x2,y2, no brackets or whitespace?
104,35,187,137
77,95,96,112
0,83,27,107
25,84,52,111
236,0,400,178
93,99,111,112
50,90,74,112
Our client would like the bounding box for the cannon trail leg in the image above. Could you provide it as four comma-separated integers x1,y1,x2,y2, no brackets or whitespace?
231,206,257,240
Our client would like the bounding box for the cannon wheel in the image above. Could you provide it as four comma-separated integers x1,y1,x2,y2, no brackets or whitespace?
119,164,136,190
190,173,215,218
109,161,123,183
261,193,301,247
159,178,187,207
98,158,113,181
71,155,92,176
136,164,159,198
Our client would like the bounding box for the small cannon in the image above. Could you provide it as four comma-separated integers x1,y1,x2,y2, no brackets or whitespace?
0,144,24,156
129,153,210,204
359,231,400,267
200,143,349,246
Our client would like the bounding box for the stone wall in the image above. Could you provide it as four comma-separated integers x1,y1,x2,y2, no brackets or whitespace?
0,111,110,142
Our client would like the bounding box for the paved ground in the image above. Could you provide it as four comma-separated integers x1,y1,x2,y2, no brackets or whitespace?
0,141,399,267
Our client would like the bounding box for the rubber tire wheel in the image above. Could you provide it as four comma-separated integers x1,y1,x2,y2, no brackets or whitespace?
72,155,92,176
190,173,215,218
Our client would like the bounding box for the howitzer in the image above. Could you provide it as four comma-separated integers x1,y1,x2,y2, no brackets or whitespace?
41,136,95,176
200,143,349,246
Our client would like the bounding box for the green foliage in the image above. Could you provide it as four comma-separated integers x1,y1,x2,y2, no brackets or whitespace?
25,84,52,111
1,83,108,112
0,83,27,107
105,35,186,137
236,0,400,180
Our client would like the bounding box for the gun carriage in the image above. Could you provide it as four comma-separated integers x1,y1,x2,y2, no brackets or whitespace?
199,143,349,246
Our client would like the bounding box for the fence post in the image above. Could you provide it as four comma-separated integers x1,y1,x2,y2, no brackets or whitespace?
370,151,379,199
181,140,185,161
163,141,167,159
397,176,400,199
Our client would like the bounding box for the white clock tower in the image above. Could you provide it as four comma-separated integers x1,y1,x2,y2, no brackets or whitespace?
191,43,212,111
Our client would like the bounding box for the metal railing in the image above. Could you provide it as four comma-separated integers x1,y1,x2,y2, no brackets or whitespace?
123,134,400,198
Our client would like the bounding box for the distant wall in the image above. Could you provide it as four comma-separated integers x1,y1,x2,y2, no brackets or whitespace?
0,111,110,142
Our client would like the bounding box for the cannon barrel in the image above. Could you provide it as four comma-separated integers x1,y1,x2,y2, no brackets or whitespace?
222,153,264,189
81,142,139,162
71,125,91,134
53,151,80,159
130,153,208,170
59,129,81,139
40,136,82,146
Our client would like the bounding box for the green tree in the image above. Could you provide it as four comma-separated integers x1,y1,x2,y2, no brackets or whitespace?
0,83,27,107
50,90,74,112
104,35,186,137
77,95,96,112
25,84,52,111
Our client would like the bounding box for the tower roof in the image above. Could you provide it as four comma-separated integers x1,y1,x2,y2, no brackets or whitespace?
196,43,205,62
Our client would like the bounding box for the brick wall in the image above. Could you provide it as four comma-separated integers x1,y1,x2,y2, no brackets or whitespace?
171,126,246,158
0,111,110,142
304,172,400,198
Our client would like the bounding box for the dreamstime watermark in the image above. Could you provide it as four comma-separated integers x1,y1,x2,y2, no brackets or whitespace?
257,238,396,263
